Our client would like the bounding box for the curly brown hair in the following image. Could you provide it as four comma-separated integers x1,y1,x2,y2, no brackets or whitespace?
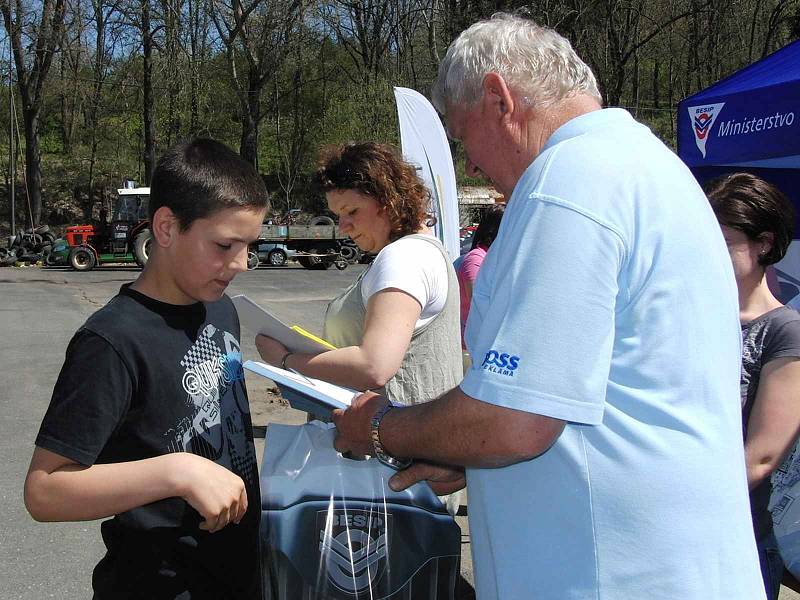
314,142,434,241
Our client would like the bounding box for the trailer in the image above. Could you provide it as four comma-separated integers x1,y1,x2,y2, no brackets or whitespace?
252,222,359,270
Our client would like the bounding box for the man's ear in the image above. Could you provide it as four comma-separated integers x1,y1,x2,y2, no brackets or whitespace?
151,206,180,247
481,73,516,122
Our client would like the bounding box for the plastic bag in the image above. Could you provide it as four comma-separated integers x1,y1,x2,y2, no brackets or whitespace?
260,421,462,599
771,441,800,577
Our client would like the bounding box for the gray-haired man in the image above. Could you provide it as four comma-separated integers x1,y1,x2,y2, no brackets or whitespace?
334,13,764,599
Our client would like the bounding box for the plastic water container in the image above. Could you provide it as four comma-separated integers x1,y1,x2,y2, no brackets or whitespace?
261,423,461,599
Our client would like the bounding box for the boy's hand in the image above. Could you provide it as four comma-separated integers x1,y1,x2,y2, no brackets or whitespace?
255,334,289,366
175,453,248,533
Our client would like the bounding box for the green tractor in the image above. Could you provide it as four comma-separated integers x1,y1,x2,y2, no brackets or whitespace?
57,187,152,271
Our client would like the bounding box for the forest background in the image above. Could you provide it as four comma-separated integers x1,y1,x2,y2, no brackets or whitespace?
0,0,799,234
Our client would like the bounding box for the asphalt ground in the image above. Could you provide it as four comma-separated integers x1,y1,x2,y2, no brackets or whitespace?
0,262,474,599
2,262,797,599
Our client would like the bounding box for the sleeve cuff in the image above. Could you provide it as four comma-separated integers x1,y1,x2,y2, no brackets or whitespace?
460,369,605,425
35,433,98,467
366,279,426,309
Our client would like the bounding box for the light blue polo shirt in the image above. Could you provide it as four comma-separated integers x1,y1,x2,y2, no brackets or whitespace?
461,109,764,599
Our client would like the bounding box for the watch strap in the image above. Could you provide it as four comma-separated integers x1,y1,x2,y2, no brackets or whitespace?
371,404,412,470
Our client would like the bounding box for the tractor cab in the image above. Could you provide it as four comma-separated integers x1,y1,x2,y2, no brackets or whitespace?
63,186,152,271
108,188,150,254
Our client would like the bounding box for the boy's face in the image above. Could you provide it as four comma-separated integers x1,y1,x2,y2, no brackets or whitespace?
160,206,266,304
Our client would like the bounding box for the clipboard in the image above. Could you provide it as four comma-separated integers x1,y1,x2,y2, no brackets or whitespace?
243,360,358,417
232,294,336,355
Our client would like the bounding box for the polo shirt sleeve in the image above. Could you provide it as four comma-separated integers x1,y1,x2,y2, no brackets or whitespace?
460,195,627,425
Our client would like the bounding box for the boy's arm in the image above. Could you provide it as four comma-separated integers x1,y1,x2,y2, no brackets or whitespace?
25,447,248,533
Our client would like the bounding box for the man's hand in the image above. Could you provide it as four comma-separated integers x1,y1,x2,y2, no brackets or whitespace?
389,462,466,495
332,391,390,457
174,453,248,533
255,334,289,366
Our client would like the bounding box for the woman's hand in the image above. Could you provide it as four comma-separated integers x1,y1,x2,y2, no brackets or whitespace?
255,335,289,366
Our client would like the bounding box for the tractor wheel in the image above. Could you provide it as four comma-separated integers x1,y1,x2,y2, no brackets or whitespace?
69,246,96,271
247,251,260,270
133,230,152,268
267,248,287,267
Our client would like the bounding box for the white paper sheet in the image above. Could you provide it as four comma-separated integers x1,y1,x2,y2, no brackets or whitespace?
232,294,332,355
243,360,357,412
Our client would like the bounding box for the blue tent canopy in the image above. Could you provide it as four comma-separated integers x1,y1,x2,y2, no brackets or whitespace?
677,40,800,175
677,40,800,303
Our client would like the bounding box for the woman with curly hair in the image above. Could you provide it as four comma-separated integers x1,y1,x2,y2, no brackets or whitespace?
255,142,462,408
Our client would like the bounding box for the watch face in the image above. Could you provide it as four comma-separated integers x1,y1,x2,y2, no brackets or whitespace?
376,453,412,471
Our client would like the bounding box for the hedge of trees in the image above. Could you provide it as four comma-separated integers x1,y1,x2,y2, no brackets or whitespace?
1,0,798,228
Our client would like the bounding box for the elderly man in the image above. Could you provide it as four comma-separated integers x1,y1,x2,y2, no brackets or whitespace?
333,13,764,599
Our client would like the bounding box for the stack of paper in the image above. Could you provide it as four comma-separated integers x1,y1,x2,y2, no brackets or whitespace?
243,360,358,417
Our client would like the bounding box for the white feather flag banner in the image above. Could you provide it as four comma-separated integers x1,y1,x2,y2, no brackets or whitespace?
394,87,460,260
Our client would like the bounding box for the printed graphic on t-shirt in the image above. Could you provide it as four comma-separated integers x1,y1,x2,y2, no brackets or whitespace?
741,318,769,408
165,323,257,485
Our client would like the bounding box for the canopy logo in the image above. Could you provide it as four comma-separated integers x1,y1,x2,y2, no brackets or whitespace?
687,102,725,158
317,509,390,594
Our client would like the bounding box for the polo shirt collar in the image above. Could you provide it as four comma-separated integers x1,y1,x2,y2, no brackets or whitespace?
542,107,634,152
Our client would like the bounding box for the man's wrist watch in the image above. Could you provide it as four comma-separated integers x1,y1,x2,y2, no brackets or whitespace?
371,404,412,470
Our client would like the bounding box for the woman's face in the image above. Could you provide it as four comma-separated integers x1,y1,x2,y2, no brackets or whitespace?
327,189,393,253
720,225,767,284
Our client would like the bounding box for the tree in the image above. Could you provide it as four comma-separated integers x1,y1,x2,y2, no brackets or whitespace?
85,0,126,197
185,0,211,134
210,0,302,167
2,0,68,225
140,0,156,183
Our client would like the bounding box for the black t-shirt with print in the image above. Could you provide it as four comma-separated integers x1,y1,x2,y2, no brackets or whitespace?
36,285,262,599
741,305,800,540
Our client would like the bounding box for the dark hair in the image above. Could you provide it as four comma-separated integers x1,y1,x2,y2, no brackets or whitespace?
313,142,434,241
706,172,795,266
472,203,506,250
149,138,269,230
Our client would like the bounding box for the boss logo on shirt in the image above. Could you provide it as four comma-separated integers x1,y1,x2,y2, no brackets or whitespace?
482,350,520,376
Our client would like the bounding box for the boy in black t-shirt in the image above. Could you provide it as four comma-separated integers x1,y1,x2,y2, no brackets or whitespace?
24,138,269,599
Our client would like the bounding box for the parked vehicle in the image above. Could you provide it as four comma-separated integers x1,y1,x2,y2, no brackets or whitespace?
248,243,296,269
61,187,152,271
251,219,355,270
45,238,71,266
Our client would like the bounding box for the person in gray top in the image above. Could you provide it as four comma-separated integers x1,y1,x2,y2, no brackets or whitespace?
255,142,462,409
708,172,800,600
